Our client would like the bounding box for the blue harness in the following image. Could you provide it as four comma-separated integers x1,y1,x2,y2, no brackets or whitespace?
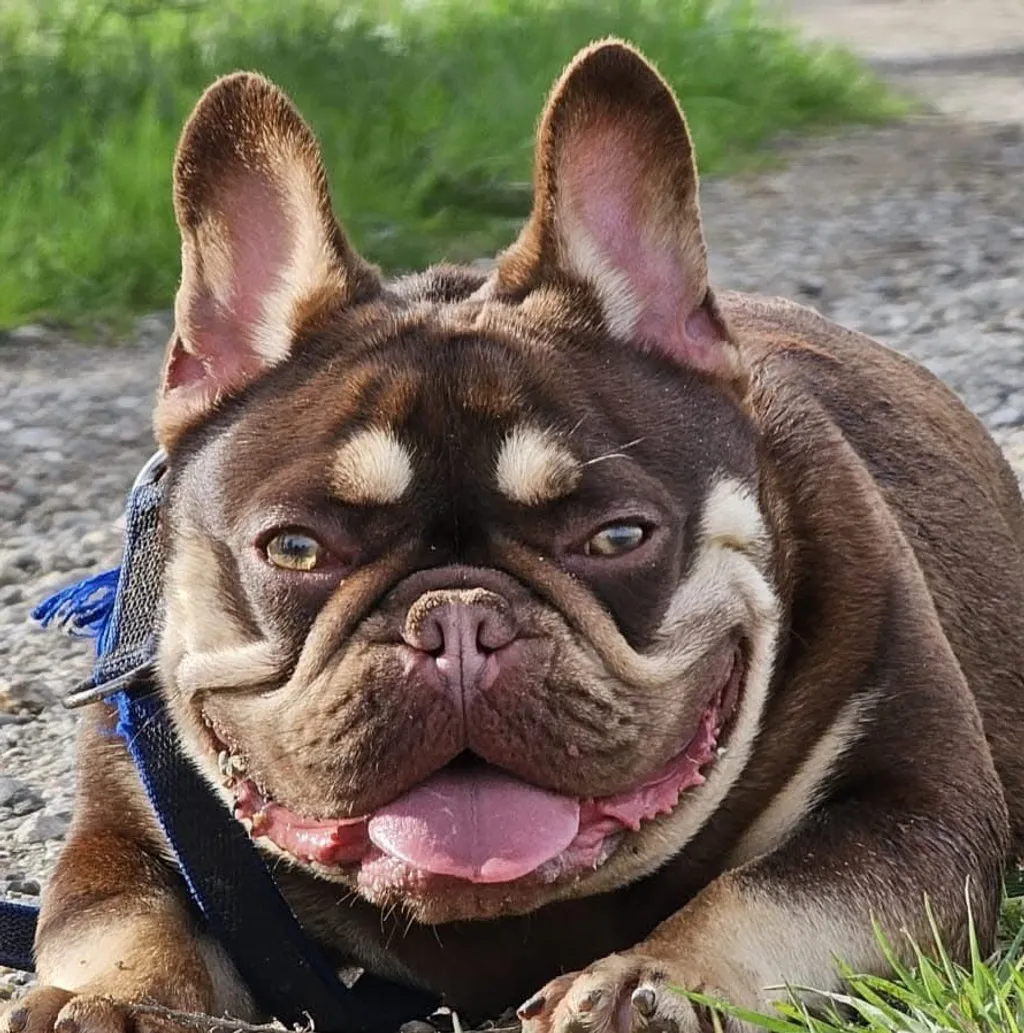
0,452,437,1032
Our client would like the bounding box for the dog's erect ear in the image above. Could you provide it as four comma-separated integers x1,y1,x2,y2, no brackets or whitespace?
156,72,379,448
496,40,736,379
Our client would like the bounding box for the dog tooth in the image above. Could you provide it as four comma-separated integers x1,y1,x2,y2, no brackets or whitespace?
250,810,269,834
217,750,231,777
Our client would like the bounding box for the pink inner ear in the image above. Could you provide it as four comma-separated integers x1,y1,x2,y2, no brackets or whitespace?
168,171,296,396
559,127,725,373
221,172,293,336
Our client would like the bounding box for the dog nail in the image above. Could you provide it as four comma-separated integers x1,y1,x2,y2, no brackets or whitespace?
518,995,545,1020
6,1008,28,1033
632,988,657,1018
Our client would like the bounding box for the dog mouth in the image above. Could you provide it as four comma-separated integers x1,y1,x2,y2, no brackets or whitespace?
210,646,744,891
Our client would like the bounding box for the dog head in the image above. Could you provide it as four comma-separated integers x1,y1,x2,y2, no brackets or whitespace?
155,39,781,924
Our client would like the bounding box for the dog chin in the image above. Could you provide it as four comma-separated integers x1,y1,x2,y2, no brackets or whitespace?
201,648,745,923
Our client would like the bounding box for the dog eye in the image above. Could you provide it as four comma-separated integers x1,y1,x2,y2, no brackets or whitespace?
263,530,325,572
584,524,647,557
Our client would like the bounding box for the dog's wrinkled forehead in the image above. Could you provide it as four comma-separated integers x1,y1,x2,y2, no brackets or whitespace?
175,280,755,539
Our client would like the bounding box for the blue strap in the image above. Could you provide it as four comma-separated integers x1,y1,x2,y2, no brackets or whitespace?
0,452,437,1031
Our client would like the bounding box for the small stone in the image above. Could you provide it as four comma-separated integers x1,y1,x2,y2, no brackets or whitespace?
13,810,71,845
987,405,1022,429
0,777,28,808
10,428,64,452
8,877,40,896
10,550,41,575
0,675,52,714
7,324,52,344
797,274,826,297
10,793,45,818
133,312,174,348
0,492,25,522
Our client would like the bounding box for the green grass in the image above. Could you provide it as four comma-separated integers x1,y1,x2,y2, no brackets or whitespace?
687,886,1024,1032
0,0,900,329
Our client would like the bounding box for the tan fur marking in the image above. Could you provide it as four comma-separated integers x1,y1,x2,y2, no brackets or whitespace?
167,537,251,648
332,426,414,506
648,883,887,1020
176,641,288,694
701,476,770,557
735,896,883,1006
729,692,878,866
495,425,581,506
41,919,253,1018
164,537,252,656
41,921,149,992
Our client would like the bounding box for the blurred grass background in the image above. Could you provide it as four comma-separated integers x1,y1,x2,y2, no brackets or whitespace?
0,0,900,329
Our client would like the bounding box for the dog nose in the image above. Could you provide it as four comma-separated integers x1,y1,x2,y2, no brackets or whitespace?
403,589,518,697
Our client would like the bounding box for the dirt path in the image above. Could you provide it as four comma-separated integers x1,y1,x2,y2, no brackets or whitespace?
775,0,1024,125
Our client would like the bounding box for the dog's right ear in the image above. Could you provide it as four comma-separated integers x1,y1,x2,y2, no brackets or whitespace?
156,72,379,449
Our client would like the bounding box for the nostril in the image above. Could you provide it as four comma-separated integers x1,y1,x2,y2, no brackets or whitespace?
477,610,517,653
402,612,445,654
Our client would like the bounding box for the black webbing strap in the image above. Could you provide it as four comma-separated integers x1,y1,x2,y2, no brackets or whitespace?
0,901,36,971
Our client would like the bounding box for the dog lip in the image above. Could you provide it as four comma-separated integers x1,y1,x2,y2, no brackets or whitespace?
216,644,745,886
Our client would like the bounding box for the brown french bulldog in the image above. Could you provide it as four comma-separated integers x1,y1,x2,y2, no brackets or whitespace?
4,37,1024,1033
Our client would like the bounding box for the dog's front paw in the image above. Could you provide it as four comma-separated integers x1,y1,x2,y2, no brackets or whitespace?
517,952,756,1033
0,987,179,1033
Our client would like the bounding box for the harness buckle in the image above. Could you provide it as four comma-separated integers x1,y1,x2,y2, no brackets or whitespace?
62,661,159,710
132,448,168,490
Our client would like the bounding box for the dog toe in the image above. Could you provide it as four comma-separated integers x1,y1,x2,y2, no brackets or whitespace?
2,988,75,1033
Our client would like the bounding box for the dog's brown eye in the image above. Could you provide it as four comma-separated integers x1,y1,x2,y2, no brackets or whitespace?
264,530,324,572
584,524,647,557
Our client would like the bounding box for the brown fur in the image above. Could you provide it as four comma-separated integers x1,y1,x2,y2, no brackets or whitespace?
4,38,1023,1033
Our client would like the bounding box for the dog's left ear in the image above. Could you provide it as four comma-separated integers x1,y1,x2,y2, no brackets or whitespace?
496,40,737,379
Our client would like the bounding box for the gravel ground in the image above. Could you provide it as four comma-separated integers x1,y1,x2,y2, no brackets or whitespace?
2,109,1024,989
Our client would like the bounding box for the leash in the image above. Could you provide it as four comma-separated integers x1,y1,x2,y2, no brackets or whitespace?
0,452,438,1033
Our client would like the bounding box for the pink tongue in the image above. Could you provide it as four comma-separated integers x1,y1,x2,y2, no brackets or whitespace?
367,768,581,884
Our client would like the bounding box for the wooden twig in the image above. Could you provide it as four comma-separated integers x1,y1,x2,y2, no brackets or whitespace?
122,1001,521,1033
123,1002,311,1033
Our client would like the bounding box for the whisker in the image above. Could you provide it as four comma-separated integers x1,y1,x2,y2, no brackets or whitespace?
582,437,646,467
